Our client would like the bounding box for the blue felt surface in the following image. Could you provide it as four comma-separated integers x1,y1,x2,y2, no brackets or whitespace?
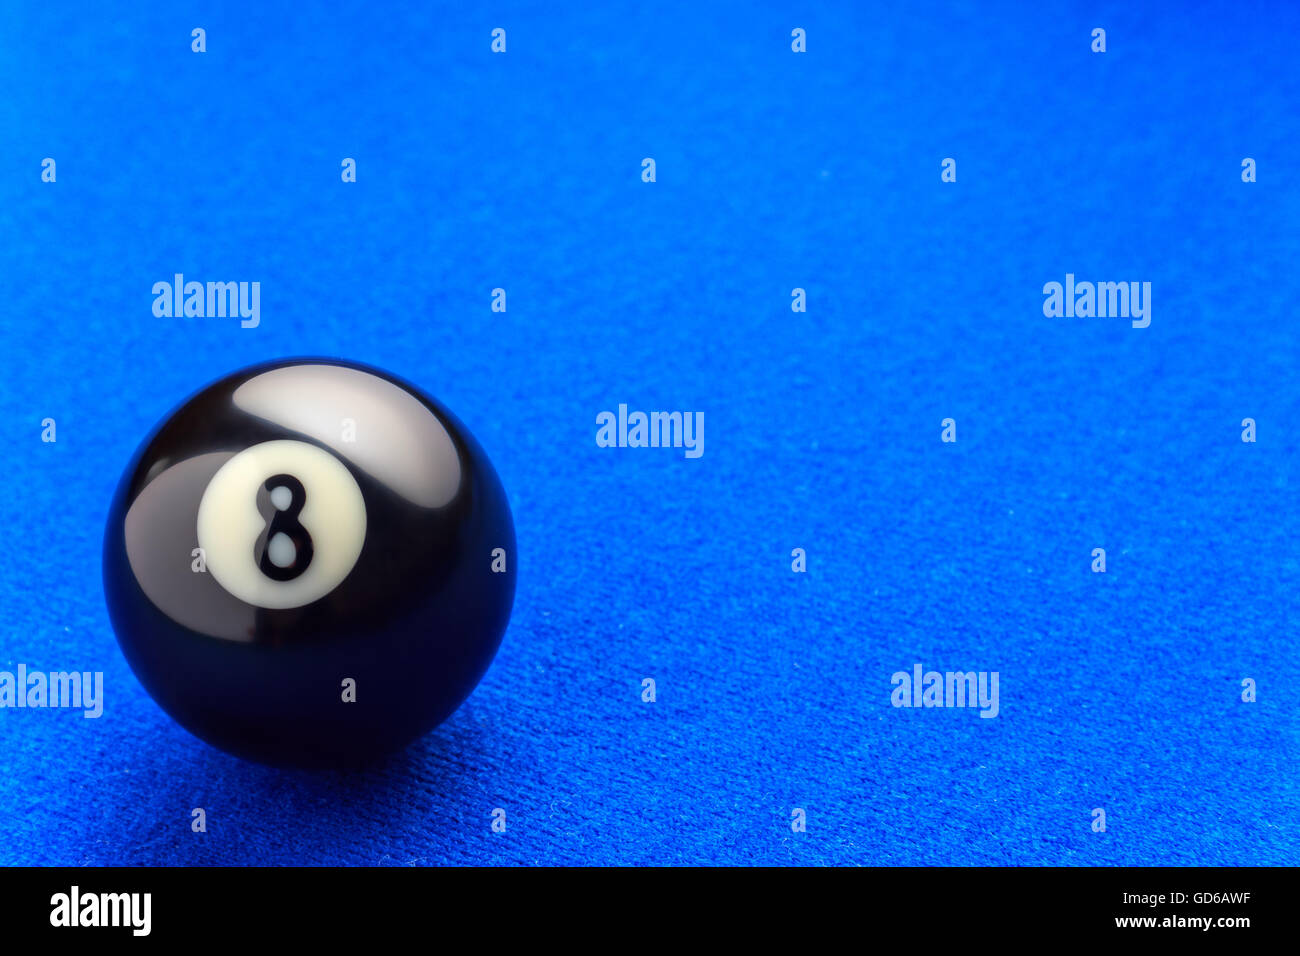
1,0,1298,866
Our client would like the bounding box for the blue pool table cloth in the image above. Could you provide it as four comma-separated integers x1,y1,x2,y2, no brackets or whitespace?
1,0,1297,866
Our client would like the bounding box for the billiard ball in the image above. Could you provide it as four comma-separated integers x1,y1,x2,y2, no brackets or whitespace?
102,358,517,768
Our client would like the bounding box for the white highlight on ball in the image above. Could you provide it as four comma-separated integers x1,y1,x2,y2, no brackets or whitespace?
197,440,366,610
232,364,461,508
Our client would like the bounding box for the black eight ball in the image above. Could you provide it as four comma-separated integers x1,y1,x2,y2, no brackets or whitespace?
102,358,517,768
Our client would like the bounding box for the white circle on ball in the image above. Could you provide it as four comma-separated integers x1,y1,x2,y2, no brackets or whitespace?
196,440,367,609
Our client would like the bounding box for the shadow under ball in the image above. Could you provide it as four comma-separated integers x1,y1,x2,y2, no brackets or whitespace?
102,358,517,768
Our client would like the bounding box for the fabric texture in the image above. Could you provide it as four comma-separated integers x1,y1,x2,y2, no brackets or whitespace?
0,0,1296,865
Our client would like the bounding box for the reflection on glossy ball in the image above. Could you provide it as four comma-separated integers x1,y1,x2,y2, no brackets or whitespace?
103,359,517,768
